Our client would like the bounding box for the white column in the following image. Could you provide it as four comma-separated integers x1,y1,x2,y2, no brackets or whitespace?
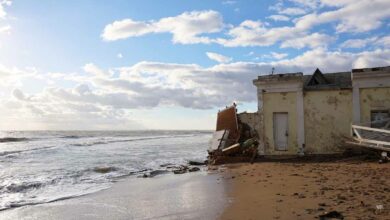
256,87,265,155
296,90,305,155
257,87,263,111
352,86,361,124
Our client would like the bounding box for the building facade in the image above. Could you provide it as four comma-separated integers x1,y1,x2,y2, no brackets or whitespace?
252,66,390,155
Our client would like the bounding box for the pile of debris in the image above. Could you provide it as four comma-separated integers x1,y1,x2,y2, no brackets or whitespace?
208,104,259,165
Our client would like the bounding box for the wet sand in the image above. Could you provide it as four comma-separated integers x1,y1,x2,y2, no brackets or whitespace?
0,172,227,220
219,161,390,220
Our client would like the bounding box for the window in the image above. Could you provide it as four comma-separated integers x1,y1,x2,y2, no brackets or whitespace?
371,110,390,128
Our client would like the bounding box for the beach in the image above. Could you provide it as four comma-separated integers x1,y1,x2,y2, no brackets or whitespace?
0,158,389,219
219,160,390,220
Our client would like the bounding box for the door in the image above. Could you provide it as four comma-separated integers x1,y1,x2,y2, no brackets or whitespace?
273,113,288,151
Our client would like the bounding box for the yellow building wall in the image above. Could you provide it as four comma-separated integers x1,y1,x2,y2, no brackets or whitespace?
263,92,298,155
304,90,352,154
360,87,390,123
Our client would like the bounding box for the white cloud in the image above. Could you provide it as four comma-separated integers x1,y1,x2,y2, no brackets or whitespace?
102,10,224,44
267,15,290,21
269,0,314,16
0,1,12,41
223,0,390,47
42,49,390,109
340,36,390,49
271,52,288,59
259,52,288,60
101,19,154,40
1,48,390,129
206,52,232,63
376,36,390,48
295,0,390,33
280,48,390,70
83,63,111,78
340,37,378,48
0,6,4,18
101,1,390,49
269,1,308,15
290,0,320,9
216,20,302,47
352,49,390,68
280,33,333,49
0,64,37,87
278,7,307,15
0,0,11,19
117,53,123,59
12,88,28,101
0,24,10,34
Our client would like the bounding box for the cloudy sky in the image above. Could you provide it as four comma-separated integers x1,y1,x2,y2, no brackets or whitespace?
0,0,389,130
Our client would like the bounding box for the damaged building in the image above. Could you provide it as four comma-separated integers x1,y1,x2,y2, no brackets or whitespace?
249,66,390,156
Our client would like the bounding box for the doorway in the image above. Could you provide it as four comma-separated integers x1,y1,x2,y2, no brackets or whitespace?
273,113,288,151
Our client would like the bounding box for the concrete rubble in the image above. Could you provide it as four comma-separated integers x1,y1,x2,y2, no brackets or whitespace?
208,103,259,165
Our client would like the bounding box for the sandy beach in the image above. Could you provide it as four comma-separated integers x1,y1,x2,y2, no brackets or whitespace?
0,172,227,220
219,160,390,220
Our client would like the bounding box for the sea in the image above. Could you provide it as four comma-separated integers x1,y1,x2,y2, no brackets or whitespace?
0,130,211,211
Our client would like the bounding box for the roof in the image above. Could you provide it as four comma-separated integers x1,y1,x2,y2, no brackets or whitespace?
253,72,303,85
352,66,390,73
253,66,389,91
304,70,352,90
352,66,390,80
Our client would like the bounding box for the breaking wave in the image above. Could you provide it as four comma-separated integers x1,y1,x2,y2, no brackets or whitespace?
0,130,210,211
71,134,196,147
0,137,30,143
2,182,44,194
0,146,56,157
61,135,80,139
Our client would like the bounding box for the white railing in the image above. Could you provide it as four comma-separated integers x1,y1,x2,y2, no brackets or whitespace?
351,118,390,152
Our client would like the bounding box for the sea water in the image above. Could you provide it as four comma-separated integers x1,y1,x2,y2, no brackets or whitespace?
0,130,211,210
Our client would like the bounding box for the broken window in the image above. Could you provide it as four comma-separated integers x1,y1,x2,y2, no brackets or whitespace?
371,110,390,128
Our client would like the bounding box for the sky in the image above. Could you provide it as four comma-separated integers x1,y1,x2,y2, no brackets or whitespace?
0,0,389,130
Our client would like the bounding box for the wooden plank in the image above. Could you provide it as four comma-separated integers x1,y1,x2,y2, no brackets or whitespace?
222,143,241,155
208,130,229,152
216,105,240,142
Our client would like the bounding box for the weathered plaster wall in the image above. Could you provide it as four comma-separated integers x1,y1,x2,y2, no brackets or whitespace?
304,90,352,154
359,87,390,123
237,112,260,138
263,92,298,155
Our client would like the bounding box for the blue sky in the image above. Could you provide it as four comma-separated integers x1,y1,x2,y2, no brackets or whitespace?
0,0,389,130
